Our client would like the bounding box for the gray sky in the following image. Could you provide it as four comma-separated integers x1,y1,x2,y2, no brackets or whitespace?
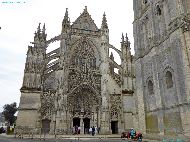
0,0,134,112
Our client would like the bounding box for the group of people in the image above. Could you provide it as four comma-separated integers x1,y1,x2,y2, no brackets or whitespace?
89,126,100,136
121,128,142,141
73,125,100,135
73,125,81,134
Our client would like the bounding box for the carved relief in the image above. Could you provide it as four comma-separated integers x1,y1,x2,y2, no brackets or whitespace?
67,85,100,118
66,39,101,117
110,94,122,121
68,40,101,94
181,17,190,32
41,91,55,119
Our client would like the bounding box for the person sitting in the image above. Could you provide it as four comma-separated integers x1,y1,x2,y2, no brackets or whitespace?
127,131,130,139
135,131,142,141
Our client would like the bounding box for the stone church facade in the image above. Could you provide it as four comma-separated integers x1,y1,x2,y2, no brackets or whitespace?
16,7,136,134
133,0,190,136
16,0,190,136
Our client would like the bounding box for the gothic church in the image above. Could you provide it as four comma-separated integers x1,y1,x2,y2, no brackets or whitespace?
16,0,190,136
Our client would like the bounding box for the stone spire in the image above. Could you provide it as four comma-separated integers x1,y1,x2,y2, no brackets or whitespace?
42,23,45,34
62,8,70,33
34,23,47,47
34,23,41,41
121,33,124,43
101,12,108,29
121,33,130,48
37,23,41,33
84,6,88,12
64,8,69,22
42,23,47,40
125,33,130,47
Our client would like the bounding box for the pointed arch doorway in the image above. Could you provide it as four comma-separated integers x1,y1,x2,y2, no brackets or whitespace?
73,117,80,127
83,117,90,134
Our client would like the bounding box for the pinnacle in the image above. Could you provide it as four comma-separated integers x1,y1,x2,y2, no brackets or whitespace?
84,6,87,11
43,23,45,32
37,23,41,33
101,12,108,29
64,8,69,20
122,33,124,42
125,33,128,42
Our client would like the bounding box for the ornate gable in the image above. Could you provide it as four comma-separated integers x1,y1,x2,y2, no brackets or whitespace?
71,6,99,31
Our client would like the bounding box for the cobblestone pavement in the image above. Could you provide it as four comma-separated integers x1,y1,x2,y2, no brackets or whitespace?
0,136,130,142
0,136,159,142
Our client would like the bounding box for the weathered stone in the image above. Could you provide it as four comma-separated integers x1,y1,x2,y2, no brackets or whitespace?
134,0,190,136
16,7,135,135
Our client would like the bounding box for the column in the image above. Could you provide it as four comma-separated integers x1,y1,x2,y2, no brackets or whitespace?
100,108,110,134
80,117,84,134
135,59,146,133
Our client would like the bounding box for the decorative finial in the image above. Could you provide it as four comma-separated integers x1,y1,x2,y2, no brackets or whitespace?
85,6,87,11
64,8,69,19
37,23,41,33
62,8,70,33
122,33,124,42
101,12,108,29
42,23,46,33
125,33,128,42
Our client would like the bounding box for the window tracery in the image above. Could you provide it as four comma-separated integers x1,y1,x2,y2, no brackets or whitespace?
67,40,101,117
68,40,100,92
41,91,55,119
110,95,121,120
70,41,96,70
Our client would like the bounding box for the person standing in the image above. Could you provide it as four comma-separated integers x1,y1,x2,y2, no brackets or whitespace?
92,126,95,136
130,128,136,139
78,126,81,134
73,126,75,134
95,126,97,135
97,127,100,134
89,127,92,135
75,125,78,135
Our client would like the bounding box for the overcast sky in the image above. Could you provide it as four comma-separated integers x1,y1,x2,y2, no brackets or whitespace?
0,0,134,112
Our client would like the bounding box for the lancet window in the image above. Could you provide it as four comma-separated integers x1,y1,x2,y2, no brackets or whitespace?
165,71,173,89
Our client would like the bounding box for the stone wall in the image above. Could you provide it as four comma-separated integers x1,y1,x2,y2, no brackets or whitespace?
133,0,190,136
16,92,41,129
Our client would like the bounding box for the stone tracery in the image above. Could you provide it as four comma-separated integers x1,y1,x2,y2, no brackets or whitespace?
41,91,55,119
17,7,135,135
110,94,122,120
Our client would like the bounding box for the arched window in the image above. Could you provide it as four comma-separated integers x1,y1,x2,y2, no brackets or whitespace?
165,71,173,89
148,80,154,95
